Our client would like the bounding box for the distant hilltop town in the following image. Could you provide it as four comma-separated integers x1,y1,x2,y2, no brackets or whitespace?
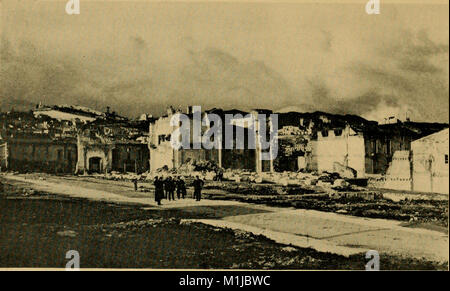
0,103,448,194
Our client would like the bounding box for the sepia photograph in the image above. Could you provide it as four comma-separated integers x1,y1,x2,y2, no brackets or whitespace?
0,0,448,274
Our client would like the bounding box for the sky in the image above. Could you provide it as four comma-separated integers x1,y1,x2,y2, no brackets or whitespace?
1,0,449,122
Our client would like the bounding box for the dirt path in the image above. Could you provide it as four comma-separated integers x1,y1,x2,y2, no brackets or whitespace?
3,174,448,263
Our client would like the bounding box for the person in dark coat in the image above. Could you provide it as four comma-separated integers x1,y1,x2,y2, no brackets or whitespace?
170,177,177,200
165,176,176,201
176,177,187,199
214,168,224,181
154,176,163,205
163,176,168,199
133,178,138,191
193,176,204,201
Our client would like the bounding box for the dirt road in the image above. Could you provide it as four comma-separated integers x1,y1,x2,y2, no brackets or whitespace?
3,174,448,263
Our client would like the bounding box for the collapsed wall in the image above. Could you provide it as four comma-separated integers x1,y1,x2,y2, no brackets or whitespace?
313,127,366,177
383,150,412,191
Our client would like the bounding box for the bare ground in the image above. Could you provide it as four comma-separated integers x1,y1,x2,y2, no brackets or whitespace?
0,173,448,269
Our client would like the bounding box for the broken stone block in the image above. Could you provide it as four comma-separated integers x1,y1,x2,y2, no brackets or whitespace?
281,246,297,252
254,176,263,183
278,177,289,186
332,179,349,188
317,180,333,187
303,177,317,186
204,172,215,180
332,162,357,179
57,230,78,238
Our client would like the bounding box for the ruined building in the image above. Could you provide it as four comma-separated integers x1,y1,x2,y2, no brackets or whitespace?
411,128,449,194
0,110,78,173
0,105,150,174
384,128,449,194
148,106,276,172
310,120,449,178
76,118,149,174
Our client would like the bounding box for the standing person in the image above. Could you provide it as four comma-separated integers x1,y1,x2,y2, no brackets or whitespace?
193,176,204,201
169,176,176,201
214,168,224,181
154,176,163,205
176,177,187,199
163,176,168,199
165,176,175,201
133,178,138,192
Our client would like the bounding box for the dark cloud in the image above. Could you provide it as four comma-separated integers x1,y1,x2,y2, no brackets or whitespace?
298,30,449,122
0,19,448,123
1,39,83,109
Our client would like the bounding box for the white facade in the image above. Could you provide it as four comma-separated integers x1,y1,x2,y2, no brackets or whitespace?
149,114,176,171
411,128,449,194
315,126,366,177
384,150,412,191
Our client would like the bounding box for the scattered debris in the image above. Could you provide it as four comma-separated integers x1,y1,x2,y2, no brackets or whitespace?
281,246,298,252
57,230,78,238
333,162,357,179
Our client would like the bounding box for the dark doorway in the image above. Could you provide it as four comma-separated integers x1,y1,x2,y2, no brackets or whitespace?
89,157,102,173
112,148,120,171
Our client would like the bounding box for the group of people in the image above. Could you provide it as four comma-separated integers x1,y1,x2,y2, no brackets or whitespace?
153,175,204,205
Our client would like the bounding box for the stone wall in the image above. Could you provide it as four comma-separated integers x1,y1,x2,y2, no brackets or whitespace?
76,139,149,174
412,129,449,194
222,149,256,171
364,133,413,175
0,143,8,170
383,150,412,191
112,144,149,173
6,139,77,173
313,126,366,177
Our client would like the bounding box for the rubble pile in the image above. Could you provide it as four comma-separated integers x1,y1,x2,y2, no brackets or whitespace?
191,160,221,172
220,169,359,189
99,171,143,181
204,180,316,196
77,164,369,199
332,162,357,179
176,160,221,180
